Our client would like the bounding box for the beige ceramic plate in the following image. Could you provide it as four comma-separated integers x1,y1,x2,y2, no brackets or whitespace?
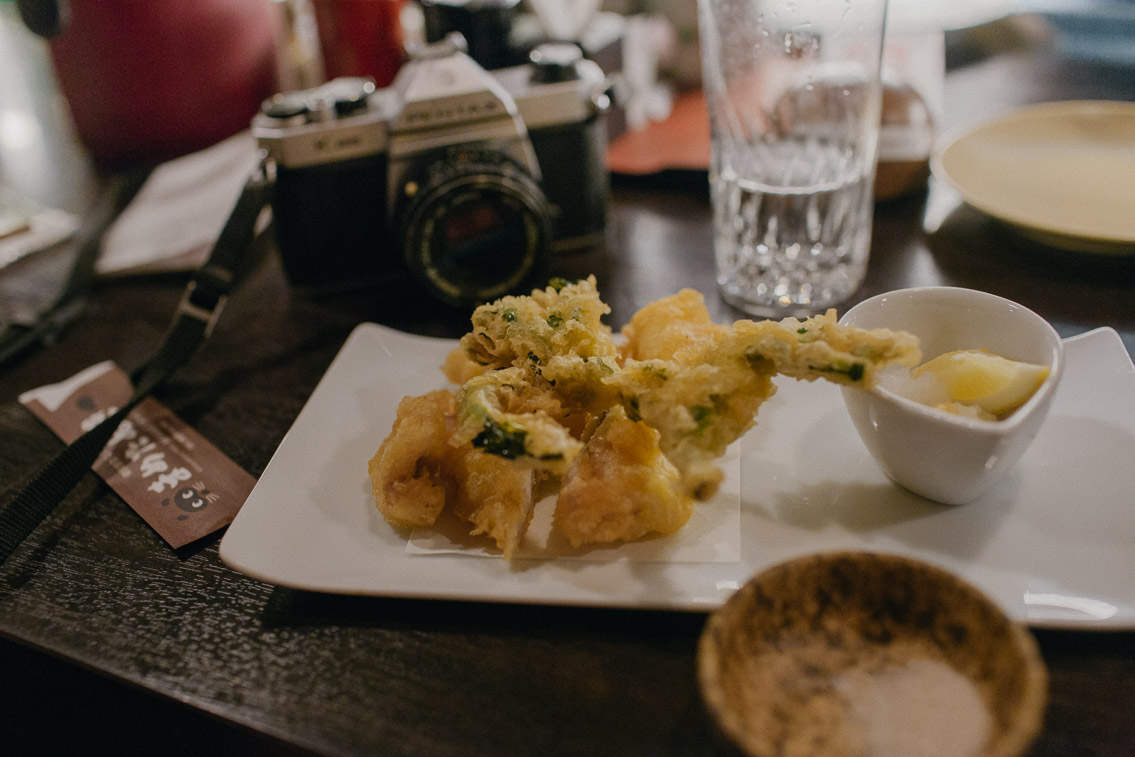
932,100,1135,254
698,551,1048,757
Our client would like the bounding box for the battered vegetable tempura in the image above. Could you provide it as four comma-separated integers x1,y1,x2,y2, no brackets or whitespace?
369,277,920,555
554,405,692,549
368,389,536,558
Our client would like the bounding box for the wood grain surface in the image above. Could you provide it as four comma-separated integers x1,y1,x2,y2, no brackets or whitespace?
2,33,1135,756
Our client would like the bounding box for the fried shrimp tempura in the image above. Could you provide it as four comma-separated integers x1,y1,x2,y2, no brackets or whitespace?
370,277,921,555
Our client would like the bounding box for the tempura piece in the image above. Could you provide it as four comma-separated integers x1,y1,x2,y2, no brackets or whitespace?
607,309,922,497
441,344,485,384
554,406,693,548
368,390,456,527
371,278,923,555
446,445,537,559
456,366,585,475
604,358,773,500
369,388,539,557
620,288,726,364
459,276,619,372
450,276,624,462
730,310,921,386
455,301,920,499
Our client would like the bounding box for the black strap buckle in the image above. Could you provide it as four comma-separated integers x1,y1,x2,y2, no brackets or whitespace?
175,281,228,339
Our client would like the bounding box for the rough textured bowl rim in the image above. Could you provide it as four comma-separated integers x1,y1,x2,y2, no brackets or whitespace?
697,551,1048,757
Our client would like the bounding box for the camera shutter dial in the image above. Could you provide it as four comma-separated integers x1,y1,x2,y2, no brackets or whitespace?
529,43,585,84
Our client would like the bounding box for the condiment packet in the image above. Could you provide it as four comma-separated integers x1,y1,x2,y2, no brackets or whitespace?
19,362,255,548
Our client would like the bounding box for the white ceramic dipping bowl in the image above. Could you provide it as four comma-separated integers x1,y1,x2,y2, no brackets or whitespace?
839,287,1064,505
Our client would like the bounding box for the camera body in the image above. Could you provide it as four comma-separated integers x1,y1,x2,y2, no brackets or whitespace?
253,34,609,305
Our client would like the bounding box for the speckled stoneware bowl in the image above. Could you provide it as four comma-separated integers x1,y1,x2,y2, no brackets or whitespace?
698,552,1047,757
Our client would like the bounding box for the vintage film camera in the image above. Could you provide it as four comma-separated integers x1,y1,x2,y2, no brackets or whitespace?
252,33,610,306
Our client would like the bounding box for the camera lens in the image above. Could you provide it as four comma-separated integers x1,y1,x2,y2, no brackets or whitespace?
398,147,550,306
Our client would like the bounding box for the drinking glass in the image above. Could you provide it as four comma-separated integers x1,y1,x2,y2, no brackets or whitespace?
698,0,887,317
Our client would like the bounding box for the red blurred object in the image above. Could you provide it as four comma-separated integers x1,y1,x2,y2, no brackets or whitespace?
48,0,278,168
311,0,405,86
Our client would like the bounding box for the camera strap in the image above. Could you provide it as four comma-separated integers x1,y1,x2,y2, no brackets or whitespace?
0,164,273,567
0,170,150,371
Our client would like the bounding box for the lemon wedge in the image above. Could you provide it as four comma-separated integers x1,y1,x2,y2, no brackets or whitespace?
910,349,1050,417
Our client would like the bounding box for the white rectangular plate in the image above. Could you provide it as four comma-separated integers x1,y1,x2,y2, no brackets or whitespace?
220,324,1135,628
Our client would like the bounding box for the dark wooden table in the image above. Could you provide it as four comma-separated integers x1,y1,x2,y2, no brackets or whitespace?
2,18,1134,756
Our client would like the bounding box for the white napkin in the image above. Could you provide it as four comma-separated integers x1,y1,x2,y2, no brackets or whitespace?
97,131,261,276
0,187,80,270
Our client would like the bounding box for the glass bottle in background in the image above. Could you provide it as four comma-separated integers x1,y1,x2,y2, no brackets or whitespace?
310,0,405,87
271,0,326,93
